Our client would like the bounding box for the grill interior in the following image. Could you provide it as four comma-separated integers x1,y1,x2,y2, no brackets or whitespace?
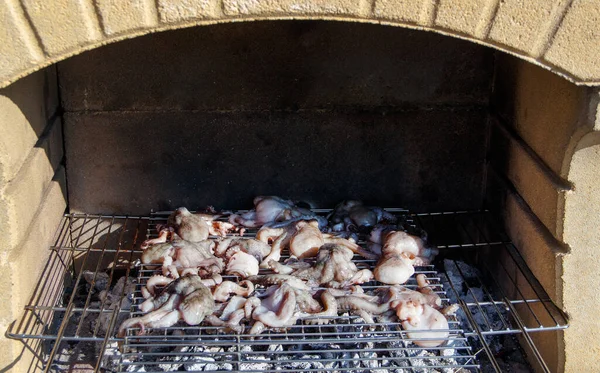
8,209,567,372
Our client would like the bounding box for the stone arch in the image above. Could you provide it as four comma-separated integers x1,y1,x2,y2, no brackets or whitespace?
1,0,600,89
558,130,600,372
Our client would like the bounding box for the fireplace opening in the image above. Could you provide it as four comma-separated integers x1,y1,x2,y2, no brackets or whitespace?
1,19,596,373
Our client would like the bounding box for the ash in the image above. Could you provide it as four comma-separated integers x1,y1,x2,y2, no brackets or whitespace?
120,333,464,372
50,261,532,372
48,273,135,372
442,259,532,373
117,308,468,372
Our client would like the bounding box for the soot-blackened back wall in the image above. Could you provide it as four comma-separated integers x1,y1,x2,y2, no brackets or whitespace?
60,21,493,214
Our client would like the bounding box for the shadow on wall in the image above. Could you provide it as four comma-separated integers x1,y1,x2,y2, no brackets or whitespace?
0,67,67,373
0,68,64,180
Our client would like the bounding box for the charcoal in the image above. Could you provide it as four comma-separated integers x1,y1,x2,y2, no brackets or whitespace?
83,270,110,292
66,246,525,372
183,356,215,371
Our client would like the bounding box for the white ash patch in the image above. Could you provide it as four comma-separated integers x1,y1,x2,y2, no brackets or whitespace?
157,344,188,371
443,259,506,331
441,347,455,357
184,356,215,372
239,362,272,371
60,261,531,372
126,364,146,372
100,342,122,371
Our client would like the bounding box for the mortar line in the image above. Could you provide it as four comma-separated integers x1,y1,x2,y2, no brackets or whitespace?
144,0,159,25
358,0,374,17
9,0,46,58
474,0,501,39
61,104,489,116
217,0,227,17
4,112,62,187
90,0,107,36
531,0,574,58
419,0,440,26
81,0,104,40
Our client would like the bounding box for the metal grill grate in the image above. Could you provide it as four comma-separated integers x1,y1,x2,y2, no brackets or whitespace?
7,210,568,372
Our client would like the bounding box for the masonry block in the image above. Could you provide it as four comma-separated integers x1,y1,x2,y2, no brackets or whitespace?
64,109,487,215
223,0,362,16
0,168,66,372
561,136,600,373
0,1,42,83
21,0,101,56
544,0,600,82
489,122,565,237
436,0,487,35
487,0,556,53
372,0,424,23
493,54,587,176
9,168,67,318
95,0,158,35
485,174,563,372
0,68,57,184
0,118,63,259
0,331,16,372
157,0,218,22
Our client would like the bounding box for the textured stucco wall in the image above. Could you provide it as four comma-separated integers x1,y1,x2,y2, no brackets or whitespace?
562,132,600,373
0,67,67,371
1,0,600,88
489,54,595,373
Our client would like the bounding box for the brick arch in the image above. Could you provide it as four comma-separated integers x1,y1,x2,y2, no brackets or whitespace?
1,0,599,88
559,130,600,372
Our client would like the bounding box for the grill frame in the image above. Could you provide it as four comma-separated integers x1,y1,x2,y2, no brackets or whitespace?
7,209,568,372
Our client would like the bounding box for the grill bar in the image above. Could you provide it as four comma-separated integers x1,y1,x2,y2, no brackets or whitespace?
6,209,568,372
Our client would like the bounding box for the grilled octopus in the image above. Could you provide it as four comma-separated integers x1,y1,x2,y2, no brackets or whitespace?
374,230,438,285
266,243,373,288
229,196,326,229
141,239,223,278
165,207,235,242
258,220,377,267
118,274,215,337
328,200,397,232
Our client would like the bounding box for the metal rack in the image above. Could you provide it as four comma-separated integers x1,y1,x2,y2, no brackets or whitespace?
6,209,568,372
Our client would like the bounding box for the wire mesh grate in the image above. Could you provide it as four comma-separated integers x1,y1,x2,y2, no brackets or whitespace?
6,210,568,372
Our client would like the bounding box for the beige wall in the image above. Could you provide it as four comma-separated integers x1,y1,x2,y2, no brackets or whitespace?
1,0,600,89
561,131,600,373
490,54,596,372
0,67,67,371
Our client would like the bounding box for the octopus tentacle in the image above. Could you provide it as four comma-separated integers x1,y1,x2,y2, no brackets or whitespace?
305,291,338,325
145,275,173,296
213,280,255,302
248,274,309,291
141,229,171,250
201,273,223,288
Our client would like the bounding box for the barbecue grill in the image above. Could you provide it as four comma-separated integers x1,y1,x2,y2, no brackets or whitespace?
8,209,568,372
2,4,599,370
